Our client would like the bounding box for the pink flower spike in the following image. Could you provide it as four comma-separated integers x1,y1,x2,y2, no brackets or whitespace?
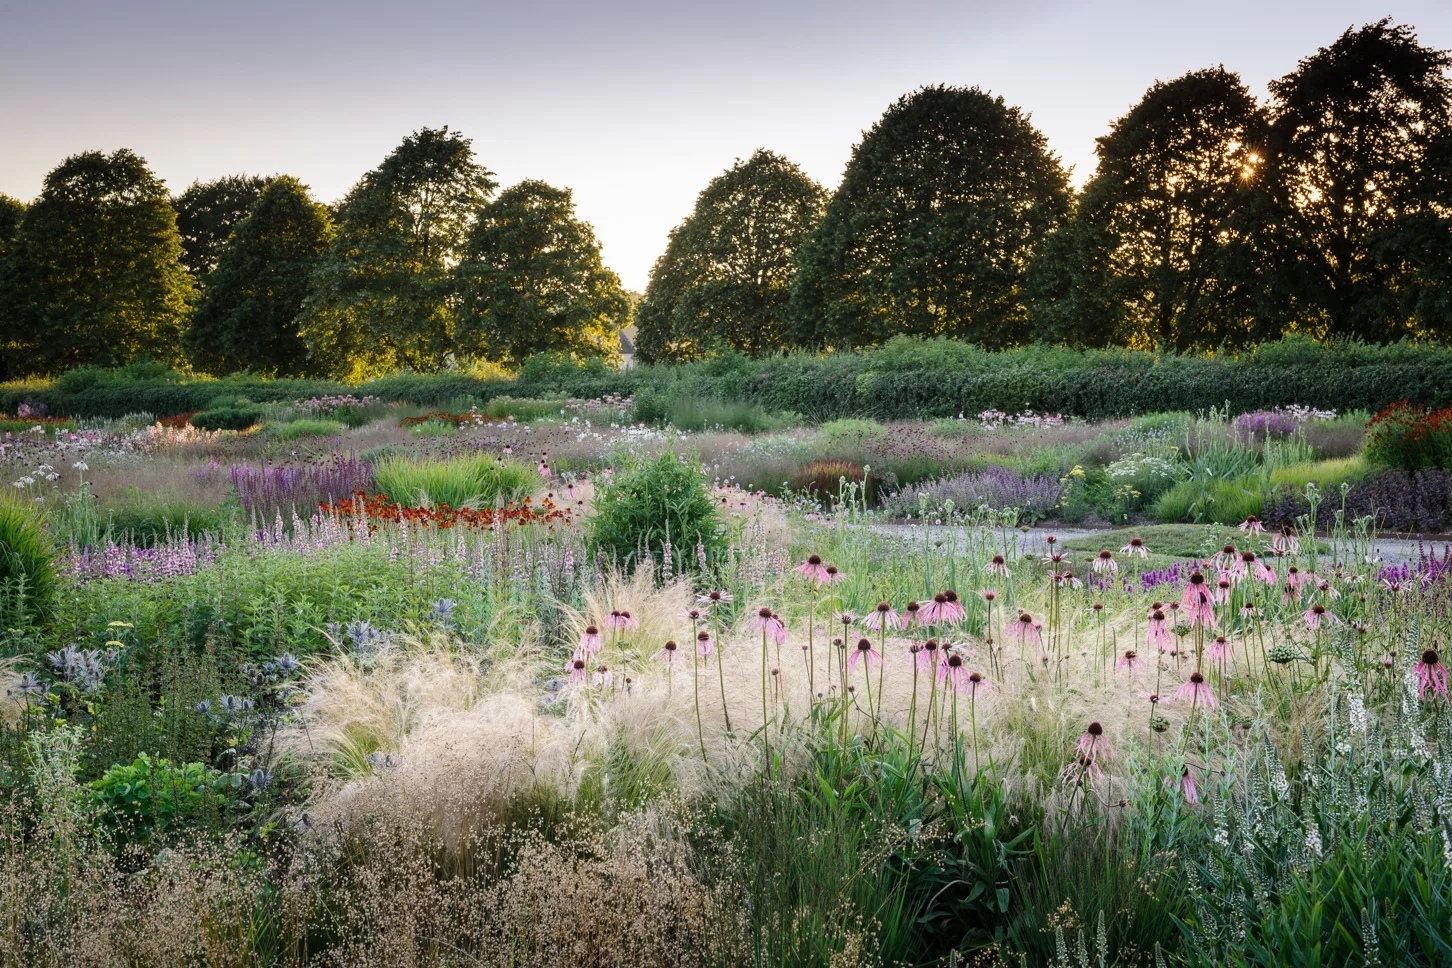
1173,671,1218,709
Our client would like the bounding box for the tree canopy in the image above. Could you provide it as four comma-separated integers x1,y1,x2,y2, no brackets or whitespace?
456,180,629,367
297,127,496,378
184,176,333,376
1030,68,1267,350
790,85,1071,350
2,150,192,376
173,174,268,281
1260,18,1452,341
635,149,826,363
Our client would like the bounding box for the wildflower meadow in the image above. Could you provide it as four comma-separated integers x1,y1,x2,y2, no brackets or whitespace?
0,387,1450,967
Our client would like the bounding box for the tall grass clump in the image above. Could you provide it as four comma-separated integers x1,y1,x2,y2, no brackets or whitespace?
483,395,568,422
587,453,725,573
0,498,56,625
373,454,540,509
269,417,345,440
664,396,786,434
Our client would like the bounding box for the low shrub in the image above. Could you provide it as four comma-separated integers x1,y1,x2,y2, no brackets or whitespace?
1364,401,1452,471
271,418,345,440
0,498,56,624
190,406,264,431
407,418,457,438
91,753,231,847
373,454,539,508
587,453,725,573
1263,467,1452,533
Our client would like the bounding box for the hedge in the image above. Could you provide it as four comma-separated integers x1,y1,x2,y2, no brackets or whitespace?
4,336,1451,422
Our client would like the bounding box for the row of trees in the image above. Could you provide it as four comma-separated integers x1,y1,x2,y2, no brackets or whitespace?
637,19,1452,360
2,19,1449,377
0,130,629,379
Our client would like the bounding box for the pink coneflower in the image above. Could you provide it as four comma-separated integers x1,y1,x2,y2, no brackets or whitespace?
1248,553,1277,585
1207,635,1230,661
941,590,966,623
1121,536,1148,558
982,589,998,604
658,640,680,667
1285,566,1304,588
747,607,788,646
822,565,845,584
1272,525,1299,555
605,610,636,631
1239,602,1257,620
1180,573,1216,628
1168,766,1200,804
794,554,830,584
864,601,901,631
1077,721,1111,764
1056,570,1083,590
1281,582,1302,605
937,651,970,693
1212,577,1232,605
1417,649,1448,700
849,637,881,674
593,664,613,688
1302,604,1338,630
987,553,1011,576
917,593,948,626
918,638,940,672
1173,671,1218,709
903,601,921,625
697,589,734,608
1214,544,1239,569
579,625,602,653
1008,612,1042,648
1317,579,1340,599
1042,551,1071,568
567,655,588,684
967,670,988,696
1146,609,1171,652
834,610,857,630
1093,549,1118,574
1238,515,1264,534
695,630,714,657
1117,649,1142,673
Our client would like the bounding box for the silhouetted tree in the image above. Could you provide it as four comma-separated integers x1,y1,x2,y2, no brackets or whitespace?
790,86,1070,349
3,150,191,375
1260,19,1452,340
174,174,268,281
456,180,629,367
184,177,333,375
636,149,826,362
298,127,496,378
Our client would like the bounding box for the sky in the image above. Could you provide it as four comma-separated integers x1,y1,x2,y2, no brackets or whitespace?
3,1,1451,291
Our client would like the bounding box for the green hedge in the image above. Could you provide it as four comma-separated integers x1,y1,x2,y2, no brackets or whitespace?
6,337,1452,422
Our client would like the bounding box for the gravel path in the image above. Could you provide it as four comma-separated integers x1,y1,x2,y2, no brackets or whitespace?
863,523,1447,567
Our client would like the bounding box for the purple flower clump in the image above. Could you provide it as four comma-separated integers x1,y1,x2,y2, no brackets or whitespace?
1263,468,1452,535
1235,409,1298,440
230,457,374,520
889,466,1062,523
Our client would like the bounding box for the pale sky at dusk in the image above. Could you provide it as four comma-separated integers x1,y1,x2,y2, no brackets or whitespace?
3,1,1451,290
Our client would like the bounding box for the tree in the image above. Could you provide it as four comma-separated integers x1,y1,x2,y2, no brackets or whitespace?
1373,136,1452,338
790,86,1070,349
298,127,496,378
456,180,629,367
0,195,26,379
174,175,268,281
635,149,826,363
1031,68,1268,350
1260,19,1452,341
183,177,333,376
3,150,192,375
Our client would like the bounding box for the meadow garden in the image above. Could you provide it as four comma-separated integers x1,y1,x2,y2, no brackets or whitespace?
2,357,1452,967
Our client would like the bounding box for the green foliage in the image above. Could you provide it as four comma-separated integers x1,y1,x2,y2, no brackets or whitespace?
405,417,456,438
656,395,786,433
298,127,496,379
271,418,345,440
1260,20,1452,341
0,498,56,625
482,395,566,422
1034,67,1267,350
456,180,629,367
1153,474,1265,524
636,149,826,363
2,149,193,376
172,174,267,280
372,454,539,508
90,753,227,846
190,406,263,431
790,86,1071,349
587,453,725,573
184,176,333,376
